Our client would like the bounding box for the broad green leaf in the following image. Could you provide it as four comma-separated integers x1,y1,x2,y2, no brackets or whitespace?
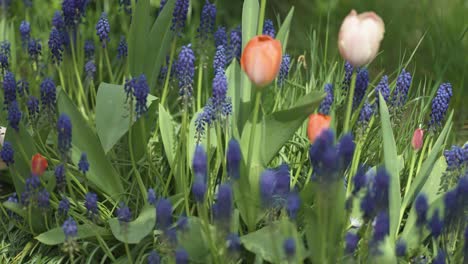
401,111,453,208
5,124,37,193
146,0,176,89
4,201,47,232
262,91,325,165
3,201,26,218
36,224,110,245
128,0,151,75
58,90,124,198
241,220,306,263
418,156,447,204
95,83,158,153
159,104,176,170
239,0,259,129
226,61,241,139
109,206,156,244
178,217,211,262
379,93,401,241
275,7,295,52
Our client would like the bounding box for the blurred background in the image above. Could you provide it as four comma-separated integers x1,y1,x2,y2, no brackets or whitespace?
216,0,468,142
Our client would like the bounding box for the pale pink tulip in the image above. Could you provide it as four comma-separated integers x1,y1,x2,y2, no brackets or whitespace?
338,10,385,67
411,128,424,151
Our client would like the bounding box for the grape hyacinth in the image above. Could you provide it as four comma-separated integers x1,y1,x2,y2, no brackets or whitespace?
133,74,150,117
286,192,300,220
260,164,291,208
78,153,89,174
37,189,50,210
85,60,96,80
148,188,157,206
57,114,72,158
213,45,226,73
214,26,228,51
84,40,95,60
52,11,65,30
353,68,369,109
342,61,353,90
2,71,16,107
175,248,189,264
360,167,390,219
396,240,407,257
7,100,22,131
40,78,56,111
372,211,389,243
227,139,241,180
0,53,8,72
392,69,412,107
444,145,468,171
226,233,241,254
318,83,334,115
176,45,195,101
345,232,359,254
117,36,128,59
358,101,373,126
159,0,168,14
148,251,161,264
55,164,66,190
58,196,70,215
198,0,216,43
96,13,110,47
429,209,443,238
116,202,132,223
228,26,241,63
156,198,172,230
375,75,390,108
28,38,42,62
283,238,296,258
171,0,189,35
0,41,10,56
17,79,29,97
211,71,228,110
429,83,452,130
19,20,31,47
277,54,291,87
212,184,233,225
48,27,64,64
192,146,207,202
62,217,78,240
0,142,14,166
415,194,428,226
262,19,276,38
85,192,99,219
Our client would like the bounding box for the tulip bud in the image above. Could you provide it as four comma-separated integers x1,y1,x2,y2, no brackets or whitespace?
0,126,6,170
411,128,424,151
338,10,385,67
31,153,48,176
241,35,282,87
307,114,331,143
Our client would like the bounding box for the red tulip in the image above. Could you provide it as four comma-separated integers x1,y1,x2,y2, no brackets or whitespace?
338,10,385,67
31,153,48,176
241,35,282,87
411,128,424,151
307,114,331,143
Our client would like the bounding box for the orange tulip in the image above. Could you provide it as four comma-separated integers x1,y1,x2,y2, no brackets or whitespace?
241,35,282,87
31,153,48,176
411,128,424,151
307,114,331,143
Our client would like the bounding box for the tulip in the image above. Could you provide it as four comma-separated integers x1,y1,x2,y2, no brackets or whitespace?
241,35,282,87
411,128,424,151
0,126,7,170
307,114,331,143
31,153,48,176
338,10,385,67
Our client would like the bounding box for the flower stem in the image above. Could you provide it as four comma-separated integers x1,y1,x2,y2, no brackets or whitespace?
128,105,148,201
197,61,204,110
257,0,267,35
343,72,357,133
161,38,177,106
104,47,115,83
247,90,262,168
124,242,134,264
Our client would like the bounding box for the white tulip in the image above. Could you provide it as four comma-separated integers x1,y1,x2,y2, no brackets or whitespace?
338,10,385,67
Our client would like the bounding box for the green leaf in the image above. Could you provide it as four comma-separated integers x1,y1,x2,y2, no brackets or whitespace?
262,91,325,165
109,206,156,244
128,0,151,75
379,93,401,241
226,61,241,139
3,201,26,218
241,220,306,263
401,111,453,208
145,0,176,89
58,90,124,198
239,0,259,129
178,217,211,262
35,224,110,245
96,83,158,153
4,125,37,193
159,104,176,170
275,7,295,52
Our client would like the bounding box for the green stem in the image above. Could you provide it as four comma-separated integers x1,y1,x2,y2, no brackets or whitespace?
257,0,267,35
197,61,204,110
128,105,148,201
181,108,190,214
343,72,357,133
104,47,115,83
398,151,418,227
28,205,35,235
124,242,134,264
247,91,262,168
161,39,178,106
416,136,431,176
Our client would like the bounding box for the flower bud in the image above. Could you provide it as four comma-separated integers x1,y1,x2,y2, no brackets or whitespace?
411,128,424,151
338,10,385,67
241,35,282,87
31,153,48,176
307,114,331,143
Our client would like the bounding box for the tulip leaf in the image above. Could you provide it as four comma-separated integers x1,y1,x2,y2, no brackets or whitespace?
159,104,176,171
241,220,306,263
36,223,110,245
4,124,37,193
379,93,401,241
58,90,124,199
226,61,242,139
239,0,259,130
276,7,295,52
128,0,151,76
401,110,453,208
108,205,156,244
178,217,211,262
